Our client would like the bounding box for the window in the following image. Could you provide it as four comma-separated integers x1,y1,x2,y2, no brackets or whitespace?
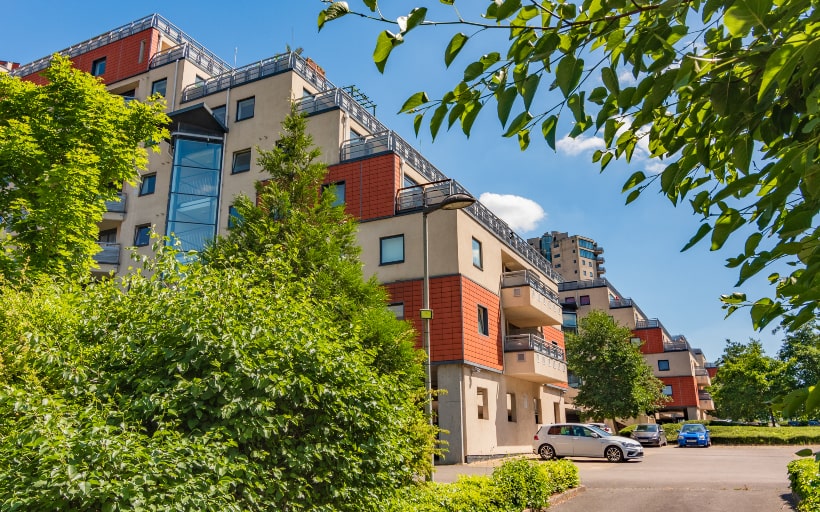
506,393,517,422
555,264,561,268
323,181,345,207
565,297,576,304
477,305,489,336
211,105,226,125
302,88,313,98
534,398,542,424
662,385,673,396
380,235,404,265
91,57,106,76
232,149,252,174
658,360,670,371
236,97,255,121
403,175,419,188
387,302,405,320
228,205,243,229
134,224,151,246
195,75,206,85
350,128,364,142
472,238,483,269
583,271,587,276
554,253,560,258
477,388,488,420
151,78,167,97
139,174,156,196
98,228,117,243
579,295,591,305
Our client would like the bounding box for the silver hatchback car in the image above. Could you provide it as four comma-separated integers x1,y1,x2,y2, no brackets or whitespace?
630,423,668,446
533,423,644,462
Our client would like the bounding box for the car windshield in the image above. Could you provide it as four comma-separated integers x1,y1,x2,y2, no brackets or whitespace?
635,424,657,432
586,425,612,437
681,424,705,433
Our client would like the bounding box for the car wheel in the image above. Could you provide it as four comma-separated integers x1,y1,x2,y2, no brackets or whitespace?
538,444,555,460
605,446,623,462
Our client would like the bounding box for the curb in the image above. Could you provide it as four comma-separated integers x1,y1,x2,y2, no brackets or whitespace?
548,485,587,507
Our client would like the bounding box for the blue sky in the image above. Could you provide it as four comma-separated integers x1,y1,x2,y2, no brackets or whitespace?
2,1,787,359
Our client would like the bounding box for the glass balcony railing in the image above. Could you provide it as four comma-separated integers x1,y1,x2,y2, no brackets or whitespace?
93,243,120,265
105,193,127,213
502,269,560,306
504,333,565,362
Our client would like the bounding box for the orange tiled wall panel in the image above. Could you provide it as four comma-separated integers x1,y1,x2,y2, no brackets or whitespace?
542,325,566,351
21,28,158,85
661,376,699,407
635,327,664,354
326,154,401,221
461,278,503,371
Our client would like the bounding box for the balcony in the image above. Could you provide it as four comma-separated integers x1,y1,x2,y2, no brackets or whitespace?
93,242,120,271
698,392,715,411
103,193,127,222
501,270,563,327
694,367,711,386
504,334,567,384
609,297,634,309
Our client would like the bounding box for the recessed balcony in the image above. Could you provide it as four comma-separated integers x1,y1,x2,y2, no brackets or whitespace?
503,334,567,384
695,367,711,386
501,270,562,327
92,242,120,273
698,392,715,411
103,193,127,222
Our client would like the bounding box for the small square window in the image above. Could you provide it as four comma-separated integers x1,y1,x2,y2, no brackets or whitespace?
323,181,345,207
579,295,591,306
139,174,156,196
195,75,206,85
555,263,561,268
472,238,483,269
151,78,167,97
134,224,151,247
380,235,404,265
662,385,673,396
387,302,405,320
477,305,489,336
211,105,226,125
232,149,252,174
554,253,560,258
658,360,670,371
98,228,117,244
236,97,255,121
91,57,106,76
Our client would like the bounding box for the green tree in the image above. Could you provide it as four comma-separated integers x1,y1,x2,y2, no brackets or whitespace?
0,54,168,282
565,310,667,424
318,0,819,334
778,322,820,389
710,340,789,421
0,110,431,509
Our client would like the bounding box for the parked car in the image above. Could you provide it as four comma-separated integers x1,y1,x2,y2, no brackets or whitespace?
533,423,644,463
677,423,711,447
587,422,613,434
809,419,820,426
631,423,668,446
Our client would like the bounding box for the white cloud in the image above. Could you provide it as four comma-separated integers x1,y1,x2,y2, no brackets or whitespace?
618,70,638,86
478,193,545,233
645,161,666,174
556,134,605,156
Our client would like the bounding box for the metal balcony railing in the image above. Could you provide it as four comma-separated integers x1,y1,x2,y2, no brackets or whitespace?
502,270,560,305
663,340,690,352
698,392,713,400
105,193,127,213
504,334,565,362
609,298,634,308
94,243,120,265
636,319,661,329
694,367,709,376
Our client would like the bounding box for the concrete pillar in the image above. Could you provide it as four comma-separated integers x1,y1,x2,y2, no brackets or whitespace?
436,364,465,464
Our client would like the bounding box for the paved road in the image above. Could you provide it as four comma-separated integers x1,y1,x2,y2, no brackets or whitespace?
434,445,803,511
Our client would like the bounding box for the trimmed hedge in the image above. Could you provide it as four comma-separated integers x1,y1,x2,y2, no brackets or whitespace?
788,459,820,512
619,423,820,445
385,458,580,512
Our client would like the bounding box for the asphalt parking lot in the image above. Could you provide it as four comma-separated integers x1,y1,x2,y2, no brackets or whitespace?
434,445,804,511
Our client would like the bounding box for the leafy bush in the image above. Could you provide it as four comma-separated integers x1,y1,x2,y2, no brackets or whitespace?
788,459,820,512
385,458,580,512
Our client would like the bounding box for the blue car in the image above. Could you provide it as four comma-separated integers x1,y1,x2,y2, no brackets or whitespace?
677,423,711,447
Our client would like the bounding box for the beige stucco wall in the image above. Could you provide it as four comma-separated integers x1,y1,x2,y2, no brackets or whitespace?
643,351,696,376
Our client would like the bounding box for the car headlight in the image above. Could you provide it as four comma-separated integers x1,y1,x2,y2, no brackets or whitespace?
698,434,705,439
678,435,684,440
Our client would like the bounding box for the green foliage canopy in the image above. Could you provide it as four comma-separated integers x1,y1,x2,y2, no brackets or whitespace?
318,0,820,334
0,55,168,282
565,310,668,423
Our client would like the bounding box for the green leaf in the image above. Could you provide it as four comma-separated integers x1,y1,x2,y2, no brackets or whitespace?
795,448,814,457
724,0,772,36
399,92,429,113
373,31,403,73
497,87,517,127
682,223,712,251
444,33,469,67
463,61,485,81
518,129,530,150
430,104,448,140
318,2,351,31
622,171,647,192
461,100,483,136
601,66,619,94
720,292,747,304
413,113,423,136
805,385,820,412
744,233,762,256
555,55,583,98
711,208,743,250
625,189,641,204
541,115,558,150
503,111,532,137
759,42,803,102
404,7,428,33
520,74,540,110
496,0,523,21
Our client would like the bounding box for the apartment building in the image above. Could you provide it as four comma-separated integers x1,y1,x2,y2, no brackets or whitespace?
559,277,715,422
10,14,569,464
528,231,605,282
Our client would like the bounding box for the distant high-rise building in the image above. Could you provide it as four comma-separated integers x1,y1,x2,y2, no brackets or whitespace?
528,231,605,282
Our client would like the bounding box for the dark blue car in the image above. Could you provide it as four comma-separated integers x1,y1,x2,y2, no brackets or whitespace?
677,423,711,447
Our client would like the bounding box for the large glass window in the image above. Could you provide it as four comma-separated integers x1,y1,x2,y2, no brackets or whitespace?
323,181,345,207
211,105,226,126
662,385,673,396
151,78,167,97
139,173,156,196
236,97,255,121
166,138,222,252
380,235,404,265
472,238,483,269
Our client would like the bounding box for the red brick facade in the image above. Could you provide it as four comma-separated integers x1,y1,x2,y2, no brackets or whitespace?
660,376,699,408
21,29,159,86
326,154,401,221
634,327,664,354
